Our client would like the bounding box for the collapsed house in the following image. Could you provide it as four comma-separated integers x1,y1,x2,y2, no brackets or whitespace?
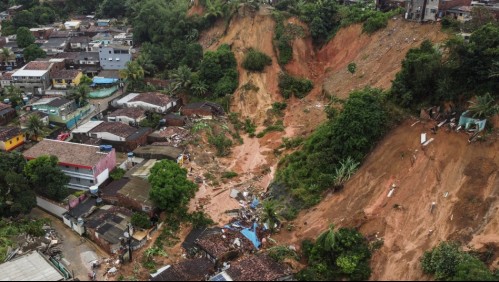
458,111,487,132
149,258,214,281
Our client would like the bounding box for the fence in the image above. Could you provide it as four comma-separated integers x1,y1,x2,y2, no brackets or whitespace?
36,196,68,219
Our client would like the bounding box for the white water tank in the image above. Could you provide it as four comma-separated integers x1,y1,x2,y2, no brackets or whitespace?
89,185,98,194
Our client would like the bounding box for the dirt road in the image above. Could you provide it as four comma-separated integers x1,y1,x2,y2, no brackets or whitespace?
30,208,109,281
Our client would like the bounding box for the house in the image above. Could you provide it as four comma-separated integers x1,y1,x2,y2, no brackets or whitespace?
150,258,214,281
446,5,472,21
40,37,69,55
147,126,190,147
97,19,112,27
99,44,132,70
30,27,54,40
113,92,180,114
23,139,117,190
181,102,225,118
7,5,23,19
0,251,66,281
72,121,152,152
11,61,53,95
62,197,97,236
0,47,20,71
133,145,183,161
405,0,472,21
107,108,146,125
92,33,114,46
209,254,293,281
458,111,487,132
113,33,133,46
0,11,9,22
54,52,100,77
30,97,93,129
0,103,16,125
69,36,91,51
84,205,133,254
101,176,154,213
64,20,82,30
51,69,83,89
0,127,24,151
162,113,189,127
195,228,255,266
0,70,16,87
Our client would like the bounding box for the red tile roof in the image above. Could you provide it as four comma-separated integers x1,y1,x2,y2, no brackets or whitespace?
51,69,81,80
24,61,52,71
225,254,292,281
0,103,11,111
90,122,138,138
107,108,146,119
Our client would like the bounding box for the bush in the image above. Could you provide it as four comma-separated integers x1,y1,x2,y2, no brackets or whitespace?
244,118,256,137
110,168,126,180
188,211,214,228
272,102,287,115
208,133,233,156
363,12,389,34
222,171,238,179
421,241,496,281
242,48,272,72
257,120,285,138
278,73,313,99
131,212,151,229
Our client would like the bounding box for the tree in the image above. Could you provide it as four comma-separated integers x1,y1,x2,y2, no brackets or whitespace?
120,61,145,90
0,48,13,64
136,53,157,76
24,156,69,201
242,48,272,72
13,10,36,29
191,79,208,97
80,75,93,85
131,212,151,229
0,152,36,217
70,84,90,107
2,85,23,108
148,160,198,213
347,62,357,74
30,6,57,25
25,114,46,141
169,65,192,93
261,200,282,233
468,93,498,118
17,27,36,48
421,241,496,281
204,0,225,20
23,44,46,62
468,7,496,31
98,0,128,18
208,133,233,156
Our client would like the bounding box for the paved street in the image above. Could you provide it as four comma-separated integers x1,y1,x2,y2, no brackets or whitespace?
30,208,109,281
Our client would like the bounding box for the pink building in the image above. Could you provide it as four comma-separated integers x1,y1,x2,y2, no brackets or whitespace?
23,139,116,190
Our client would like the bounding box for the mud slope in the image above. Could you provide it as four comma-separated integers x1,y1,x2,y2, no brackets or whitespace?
274,120,499,280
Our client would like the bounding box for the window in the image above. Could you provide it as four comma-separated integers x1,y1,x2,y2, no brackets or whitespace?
75,167,79,172
76,178,80,183
66,165,69,168
16,137,19,141
9,141,12,144
90,180,94,184
108,58,113,61
116,58,120,61
109,51,112,54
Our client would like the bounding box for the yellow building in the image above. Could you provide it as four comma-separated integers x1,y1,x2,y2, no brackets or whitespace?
0,127,25,151
51,70,83,89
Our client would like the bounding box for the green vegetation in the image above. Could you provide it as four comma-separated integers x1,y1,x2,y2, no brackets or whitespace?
421,242,497,281
347,62,357,75
298,225,372,281
208,133,233,156
110,168,127,181
278,73,313,99
188,211,214,228
23,44,46,62
198,44,239,98
274,88,388,211
222,171,238,179
244,118,257,137
468,93,499,118
273,12,305,65
268,245,300,262
149,160,198,214
281,136,304,149
242,48,272,72
16,27,36,48
131,212,152,229
139,113,162,129
24,156,69,201
392,24,499,109
256,120,285,138
271,102,287,116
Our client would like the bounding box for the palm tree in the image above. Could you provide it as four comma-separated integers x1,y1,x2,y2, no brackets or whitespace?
204,0,226,19
136,53,156,76
316,225,337,253
169,65,192,93
25,114,46,141
0,48,13,65
261,200,282,233
468,93,498,119
70,85,90,107
191,80,208,97
2,86,23,107
120,61,145,90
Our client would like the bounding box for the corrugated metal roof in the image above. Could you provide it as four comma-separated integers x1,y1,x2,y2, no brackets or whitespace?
0,251,64,281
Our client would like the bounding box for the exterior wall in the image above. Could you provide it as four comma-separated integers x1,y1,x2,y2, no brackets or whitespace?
11,72,51,95
107,115,144,125
52,72,83,89
439,0,472,11
181,108,213,117
126,100,177,114
0,132,25,151
90,131,125,142
60,164,97,190
47,104,94,129
94,149,116,182
36,196,68,219
424,0,440,21
99,46,132,70
0,108,16,125
116,193,152,213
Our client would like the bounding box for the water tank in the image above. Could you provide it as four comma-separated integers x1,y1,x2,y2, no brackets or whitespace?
127,152,134,158
3,98,10,104
77,217,84,225
22,97,29,103
99,145,113,152
89,185,98,194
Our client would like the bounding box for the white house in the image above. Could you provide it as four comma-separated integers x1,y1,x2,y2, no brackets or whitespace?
64,20,81,30
113,92,179,114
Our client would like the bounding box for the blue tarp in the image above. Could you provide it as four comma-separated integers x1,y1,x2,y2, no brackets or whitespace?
250,198,259,209
92,77,118,84
240,222,261,249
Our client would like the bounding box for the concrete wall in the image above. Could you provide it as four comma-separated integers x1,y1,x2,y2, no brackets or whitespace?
94,149,116,182
36,196,68,219
99,46,131,70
